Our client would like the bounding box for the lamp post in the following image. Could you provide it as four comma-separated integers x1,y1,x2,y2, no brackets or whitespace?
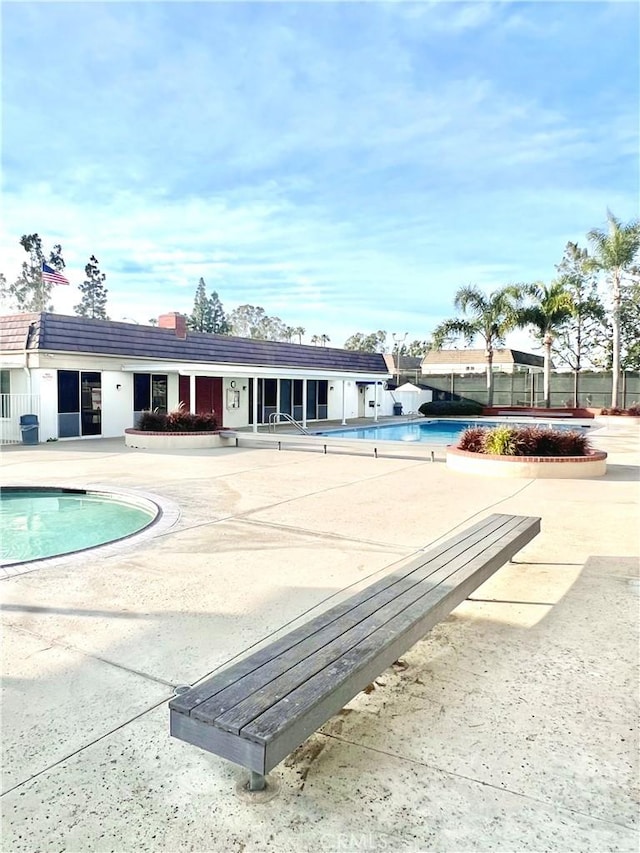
392,332,408,387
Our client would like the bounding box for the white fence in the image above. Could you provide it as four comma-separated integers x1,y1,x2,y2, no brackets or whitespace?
0,395,41,445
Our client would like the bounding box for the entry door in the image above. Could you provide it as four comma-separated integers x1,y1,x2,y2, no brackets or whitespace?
81,372,102,436
195,377,222,418
178,377,223,425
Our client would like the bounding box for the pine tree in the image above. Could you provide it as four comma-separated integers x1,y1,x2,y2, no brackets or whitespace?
3,234,66,311
188,278,212,331
188,278,231,333
209,290,231,334
74,255,108,319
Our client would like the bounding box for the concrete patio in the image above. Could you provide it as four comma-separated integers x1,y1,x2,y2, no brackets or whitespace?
1,419,638,852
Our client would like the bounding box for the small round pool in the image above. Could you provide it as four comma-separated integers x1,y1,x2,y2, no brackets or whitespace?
0,487,159,566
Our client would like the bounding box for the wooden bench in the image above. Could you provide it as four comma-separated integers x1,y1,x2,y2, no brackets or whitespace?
169,513,540,791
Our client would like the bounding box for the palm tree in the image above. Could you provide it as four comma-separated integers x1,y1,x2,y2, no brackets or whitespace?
294,326,305,344
515,281,573,408
320,334,330,347
431,285,523,407
310,334,320,346
587,210,640,407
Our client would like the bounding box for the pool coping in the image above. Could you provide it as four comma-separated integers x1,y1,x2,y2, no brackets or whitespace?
0,483,181,579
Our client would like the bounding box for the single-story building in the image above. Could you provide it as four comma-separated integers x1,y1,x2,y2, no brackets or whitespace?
0,312,392,443
421,348,545,375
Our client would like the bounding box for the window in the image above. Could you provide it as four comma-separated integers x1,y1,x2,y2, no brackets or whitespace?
58,370,80,413
0,369,10,418
57,370,102,437
134,374,167,412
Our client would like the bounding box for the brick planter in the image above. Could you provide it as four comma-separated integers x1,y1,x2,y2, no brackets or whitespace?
125,429,225,450
446,447,607,478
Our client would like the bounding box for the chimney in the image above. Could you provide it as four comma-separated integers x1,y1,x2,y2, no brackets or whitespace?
158,312,187,340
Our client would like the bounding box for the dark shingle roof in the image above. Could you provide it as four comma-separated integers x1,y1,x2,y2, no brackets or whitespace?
1,313,389,374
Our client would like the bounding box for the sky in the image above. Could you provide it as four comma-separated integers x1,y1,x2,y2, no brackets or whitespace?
1,0,638,352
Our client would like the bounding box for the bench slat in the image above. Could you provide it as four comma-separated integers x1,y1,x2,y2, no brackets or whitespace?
248,517,540,761
192,516,523,733
170,514,508,717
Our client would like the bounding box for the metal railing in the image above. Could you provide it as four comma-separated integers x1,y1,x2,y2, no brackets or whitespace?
268,412,310,435
0,394,41,444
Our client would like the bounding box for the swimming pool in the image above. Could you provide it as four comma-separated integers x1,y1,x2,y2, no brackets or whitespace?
315,418,589,445
0,487,159,566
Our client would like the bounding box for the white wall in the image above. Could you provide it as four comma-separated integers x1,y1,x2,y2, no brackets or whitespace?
101,371,135,436
361,385,433,417
327,381,360,421
222,377,251,428
30,369,58,441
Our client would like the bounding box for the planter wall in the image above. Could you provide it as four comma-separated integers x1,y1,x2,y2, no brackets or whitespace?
595,415,640,427
125,429,225,450
482,406,595,419
446,447,607,479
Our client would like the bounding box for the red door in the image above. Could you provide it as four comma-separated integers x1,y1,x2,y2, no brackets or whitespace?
178,377,223,425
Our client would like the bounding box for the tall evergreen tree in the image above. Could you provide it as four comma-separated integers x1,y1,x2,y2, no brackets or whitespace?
3,234,66,312
188,278,231,333
74,255,108,319
209,289,231,334
188,278,213,332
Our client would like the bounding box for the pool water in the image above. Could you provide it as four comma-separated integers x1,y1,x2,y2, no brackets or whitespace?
1,488,157,565
316,418,588,444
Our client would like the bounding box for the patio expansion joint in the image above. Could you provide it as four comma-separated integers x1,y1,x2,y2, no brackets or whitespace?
5,622,177,689
0,692,171,799
318,731,636,832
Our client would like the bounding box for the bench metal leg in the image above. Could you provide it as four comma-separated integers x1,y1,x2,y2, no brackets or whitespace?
249,771,266,792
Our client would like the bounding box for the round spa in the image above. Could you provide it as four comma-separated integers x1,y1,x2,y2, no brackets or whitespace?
0,487,159,566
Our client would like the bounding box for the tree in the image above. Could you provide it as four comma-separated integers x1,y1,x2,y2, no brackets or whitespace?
343,330,387,352
398,339,431,357
3,234,66,312
587,210,640,406
228,304,289,340
74,255,108,319
209,289,231,334
619,278,640,370
592,278,640,373
319,334,330,347
187,278,231,333
293,326,305,344
431,285,523,407
310,334,320,346
188,278,212,332
515,281,573,408
552,242,606,406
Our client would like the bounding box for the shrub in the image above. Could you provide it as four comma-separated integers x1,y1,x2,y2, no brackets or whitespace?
136,409,218,432
483,425,517,456
165,410,218,431
418,399,484,417
458,427,488,453
136,410,167,431
601,405,640,416
456,425,591,457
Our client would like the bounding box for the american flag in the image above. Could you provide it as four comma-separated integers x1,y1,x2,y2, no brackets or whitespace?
42,262,70,286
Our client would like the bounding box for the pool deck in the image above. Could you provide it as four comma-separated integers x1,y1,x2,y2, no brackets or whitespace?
1,418,638,852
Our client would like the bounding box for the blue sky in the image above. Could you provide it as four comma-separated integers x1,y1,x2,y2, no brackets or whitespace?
1,1,638,350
